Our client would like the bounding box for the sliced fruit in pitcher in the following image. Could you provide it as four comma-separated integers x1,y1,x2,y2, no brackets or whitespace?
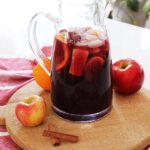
54,39,70,71
89,47,101,54
89,47,106,60
69,48,89,76
56,33,65,43
100,40,109,53
85,56,104,82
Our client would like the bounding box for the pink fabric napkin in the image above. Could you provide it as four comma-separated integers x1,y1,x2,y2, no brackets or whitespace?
0,58,36,150
0,46,51,106
0,58,35,105
0,136,23,150
0,46,51,150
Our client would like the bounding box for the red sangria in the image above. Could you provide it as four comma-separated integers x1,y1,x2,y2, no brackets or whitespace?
51,27,112,122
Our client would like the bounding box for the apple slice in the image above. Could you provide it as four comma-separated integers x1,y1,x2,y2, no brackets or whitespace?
85,56,104,82
69,48,89,76
89,47,101,54
54,39,70,71
89,47,106,61
100,39,110,53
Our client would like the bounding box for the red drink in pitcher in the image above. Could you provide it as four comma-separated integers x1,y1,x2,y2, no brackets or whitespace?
51,27,112,122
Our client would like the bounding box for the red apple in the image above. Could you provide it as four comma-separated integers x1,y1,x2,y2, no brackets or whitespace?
112,58,144,94
15,95,46,127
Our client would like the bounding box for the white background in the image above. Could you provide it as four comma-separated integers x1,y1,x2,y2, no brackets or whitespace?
0,0,58,58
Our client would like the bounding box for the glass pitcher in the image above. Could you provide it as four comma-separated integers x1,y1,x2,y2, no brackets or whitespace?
28,0,112,122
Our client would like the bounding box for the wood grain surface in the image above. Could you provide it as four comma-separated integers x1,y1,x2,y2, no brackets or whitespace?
0,81,150,150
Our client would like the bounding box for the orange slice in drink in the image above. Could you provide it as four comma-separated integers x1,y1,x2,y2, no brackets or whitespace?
54,39,70,71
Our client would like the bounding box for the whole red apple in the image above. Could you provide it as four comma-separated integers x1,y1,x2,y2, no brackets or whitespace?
15,95,46,127
112,58,144,94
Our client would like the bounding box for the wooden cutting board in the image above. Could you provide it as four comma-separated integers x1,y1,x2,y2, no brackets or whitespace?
0,81,150,150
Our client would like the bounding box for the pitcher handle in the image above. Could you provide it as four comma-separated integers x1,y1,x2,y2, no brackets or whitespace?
28,12,60,76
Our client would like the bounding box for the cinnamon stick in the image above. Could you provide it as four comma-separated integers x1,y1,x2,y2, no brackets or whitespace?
43,130,79,143
47,124,60,146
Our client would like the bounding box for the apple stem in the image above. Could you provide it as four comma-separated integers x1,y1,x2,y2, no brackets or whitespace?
121,62,129,69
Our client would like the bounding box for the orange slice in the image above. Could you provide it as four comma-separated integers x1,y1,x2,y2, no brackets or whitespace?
54,39,70,71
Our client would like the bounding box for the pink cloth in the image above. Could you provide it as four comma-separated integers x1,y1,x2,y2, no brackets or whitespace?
0,46,51,150
0,125,6,132
0,136,22,150
0,46,51,105
0,58,35,150
0,58,35,105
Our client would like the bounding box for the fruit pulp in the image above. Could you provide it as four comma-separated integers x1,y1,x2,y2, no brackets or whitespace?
51,27,112,121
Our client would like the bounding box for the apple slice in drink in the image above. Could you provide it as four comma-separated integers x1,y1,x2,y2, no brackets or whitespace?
100,40,110,53
85,57,104,82
69,48,89,76
89,47,101,54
